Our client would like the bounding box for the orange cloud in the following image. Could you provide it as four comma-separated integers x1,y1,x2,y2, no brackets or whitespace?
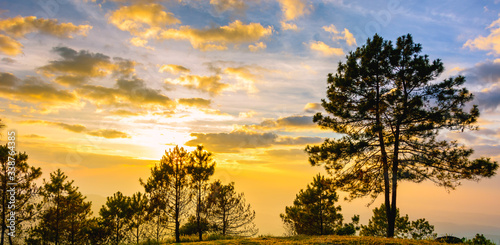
159,20,273,51
278,0,312,21
178,98,212,108
0,16,91,38
0,34,22,56
0,72,77,106
465,17,500,55
309,41,344,56
159,64,190,74
281,21,298,31
248,42,266,52
20,120,130,138
109,3,180,38
166,75,229,95
210,0,247,13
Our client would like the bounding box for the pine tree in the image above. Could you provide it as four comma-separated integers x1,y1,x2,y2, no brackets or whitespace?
280,174,344,235
306,33,498,237
99,191,130,245
187,145,215,241
207,180,257,236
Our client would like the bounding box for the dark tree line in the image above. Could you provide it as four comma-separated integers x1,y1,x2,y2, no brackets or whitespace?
0,137,257,244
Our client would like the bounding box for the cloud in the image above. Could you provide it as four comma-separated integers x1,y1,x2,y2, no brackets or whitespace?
309,41,344,56
323,24,339,34
303,102,322,112
0,34,22,56
463,60,500,85
87,129,130,139
0,72,77,106
278,0,312,21
323,25,357,46
21,120,86,133
0,16,92,38
340,28,356,46
78,76,174,109
38,46,121,83
1,57,16,64
23,134,46,139
239,110,257,118
475,86,500,110
109,109,140,117
185,130,322,153
159,64,191,74
159,20,273,51
178,98,212,108
259,115,316,130
20,120,130,138
223,65,265,93
210,0,247,13
248,42,266,52
281,21,298,31
464,16,500,55
109,3,180,40
0,16,91,56
166,74,229,95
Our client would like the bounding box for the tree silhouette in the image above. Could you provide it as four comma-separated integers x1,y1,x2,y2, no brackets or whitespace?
128,192,148,244
99,191,130,245
360,203,435,239
306,33,498,237
142,146,191,243
187,145,215,241
206,180,257,236
280,174,344,235
29,169,92,244
0,145,42,244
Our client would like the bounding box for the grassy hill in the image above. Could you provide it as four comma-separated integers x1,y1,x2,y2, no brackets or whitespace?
177,235,444,244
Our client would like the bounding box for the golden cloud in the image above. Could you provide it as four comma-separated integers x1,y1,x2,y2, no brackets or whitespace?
159,64,191,74
159,20,273,51
39,46,116,80
281,21,298,31
248,42,266,52
166,74,229,95
109,3,180,39
21,120,86,133
303,102,322,112
20,120,130,138
186,130,322,153
323,24,339,34
278,0,312,21
241,115,319,132
210,0,247,13
0,16,91,38
309,41,344,56
87,129,130,139
0,34,22,56
223,66,263,93
178,98,212,108
77,77,174,109
0,72,77,105
464,17,500,55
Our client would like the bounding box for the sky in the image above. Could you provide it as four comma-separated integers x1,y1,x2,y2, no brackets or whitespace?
1,0,500,241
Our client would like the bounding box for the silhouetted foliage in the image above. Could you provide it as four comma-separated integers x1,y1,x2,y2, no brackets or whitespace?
28,169,92,245
0,145,42,244
360,203,435,239
307,33,498,238
128,192,148,244
280,174,345,235
84,217,112,245
99,191,130,245
179,215,213,236
207,180,257,236
142,146,192,243
462,234,495,245
187,145,216,241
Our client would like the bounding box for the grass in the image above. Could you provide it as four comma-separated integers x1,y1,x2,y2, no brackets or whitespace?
170,235,445,244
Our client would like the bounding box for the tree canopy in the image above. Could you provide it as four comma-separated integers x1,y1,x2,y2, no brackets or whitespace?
306,33,498,237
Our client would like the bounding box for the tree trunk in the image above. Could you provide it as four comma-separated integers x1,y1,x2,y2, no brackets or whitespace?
197,184,202,241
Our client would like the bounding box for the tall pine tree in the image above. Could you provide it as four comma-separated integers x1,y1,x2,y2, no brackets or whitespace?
306,34,498,237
